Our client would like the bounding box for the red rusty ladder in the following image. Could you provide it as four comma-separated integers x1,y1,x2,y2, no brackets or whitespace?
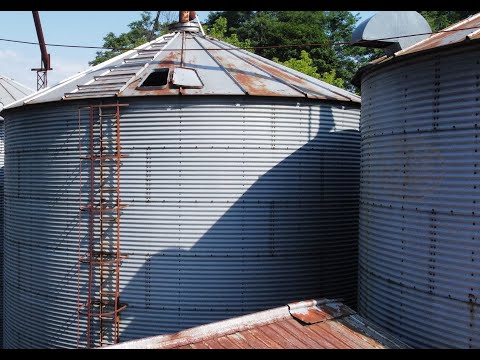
77,103,129,348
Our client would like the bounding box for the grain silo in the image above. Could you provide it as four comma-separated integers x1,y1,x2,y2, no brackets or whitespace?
352,12,480,348
3,13,361,348
0,75,33,348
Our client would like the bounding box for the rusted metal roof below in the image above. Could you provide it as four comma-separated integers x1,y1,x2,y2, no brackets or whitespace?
106,299,408,349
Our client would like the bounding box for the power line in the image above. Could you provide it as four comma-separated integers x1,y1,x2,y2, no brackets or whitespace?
0,25,478,52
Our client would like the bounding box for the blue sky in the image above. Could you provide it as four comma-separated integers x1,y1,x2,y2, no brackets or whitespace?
0,11,376,90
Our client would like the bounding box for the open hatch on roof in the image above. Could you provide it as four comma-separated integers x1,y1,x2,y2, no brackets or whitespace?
138,67,203,90
138,68,170,89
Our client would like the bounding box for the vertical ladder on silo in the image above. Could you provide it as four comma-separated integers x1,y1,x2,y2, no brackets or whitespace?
77,103,129,348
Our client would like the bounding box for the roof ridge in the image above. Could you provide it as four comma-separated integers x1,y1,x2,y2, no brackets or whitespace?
395,11,480,57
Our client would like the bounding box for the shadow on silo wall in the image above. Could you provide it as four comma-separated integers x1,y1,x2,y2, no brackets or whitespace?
118,106,361,340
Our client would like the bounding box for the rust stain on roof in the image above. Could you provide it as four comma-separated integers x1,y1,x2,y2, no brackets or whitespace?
246,57,329,100
6,31,360,108
120,51,182,97
105,299,408,349
288,299,356,324
396,12,480,56
207,49,287,97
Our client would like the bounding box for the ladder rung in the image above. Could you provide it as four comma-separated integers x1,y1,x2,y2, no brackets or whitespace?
97,114,119,117
80,154,128,160
79,254,127,264
101,291,119,295
96,266,118,271
79,204,127,212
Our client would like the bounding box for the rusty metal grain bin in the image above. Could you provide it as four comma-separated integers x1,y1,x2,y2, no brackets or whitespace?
356,14,480,349
0,75,32,348
2,27,361,348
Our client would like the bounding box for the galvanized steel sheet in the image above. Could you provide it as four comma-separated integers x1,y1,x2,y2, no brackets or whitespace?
5,32,359,109
0,75,31,348
0,120,3,348
3,96,360,348
358,42,480,348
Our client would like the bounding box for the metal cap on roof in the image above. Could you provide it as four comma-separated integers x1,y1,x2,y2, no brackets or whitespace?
351,11,431,55
352,12,480,87
0,75,33,110
6,30,360,109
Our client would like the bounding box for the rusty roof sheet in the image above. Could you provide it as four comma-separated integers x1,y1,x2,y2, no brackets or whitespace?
6,32,359,110
395,12,480,56
106,299,408,349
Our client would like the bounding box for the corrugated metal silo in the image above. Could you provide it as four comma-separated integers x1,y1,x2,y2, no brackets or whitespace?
0,75,33,348
3,19,361,348
353,13,480,348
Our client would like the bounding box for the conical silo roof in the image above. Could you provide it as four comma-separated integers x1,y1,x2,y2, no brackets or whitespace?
6,30,359,109
0,75,33,108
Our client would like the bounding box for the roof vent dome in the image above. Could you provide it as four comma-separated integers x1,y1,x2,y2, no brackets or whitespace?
351,11,432,55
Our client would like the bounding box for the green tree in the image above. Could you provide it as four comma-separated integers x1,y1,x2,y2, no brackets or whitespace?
273,50,320,79
274,50,345,88
319,69,344,88
90,11,175,66
217,11,375,90
206,17,252,50
208,16,228,39
205,11,256,34
420,11,478,32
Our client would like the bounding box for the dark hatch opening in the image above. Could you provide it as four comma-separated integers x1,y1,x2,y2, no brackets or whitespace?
139,68,170,88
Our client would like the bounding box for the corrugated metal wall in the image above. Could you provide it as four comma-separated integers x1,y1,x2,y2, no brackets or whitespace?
359,43,480,348
3,96,360,348
0,119,3,348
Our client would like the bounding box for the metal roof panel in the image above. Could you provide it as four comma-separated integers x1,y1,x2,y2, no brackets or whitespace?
106,299,408,349
5,30,360,109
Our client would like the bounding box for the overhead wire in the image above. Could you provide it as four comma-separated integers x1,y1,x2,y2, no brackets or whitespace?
0,24,478,52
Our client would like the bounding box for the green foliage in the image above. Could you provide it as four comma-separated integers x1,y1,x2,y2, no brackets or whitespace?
319,69,344,88
420,11,478,32
90,11,173,66
211,11,377,90
273,50,320,79
208,16,228,39
207,17,252,50
274,51,345,88
205,11,256,33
